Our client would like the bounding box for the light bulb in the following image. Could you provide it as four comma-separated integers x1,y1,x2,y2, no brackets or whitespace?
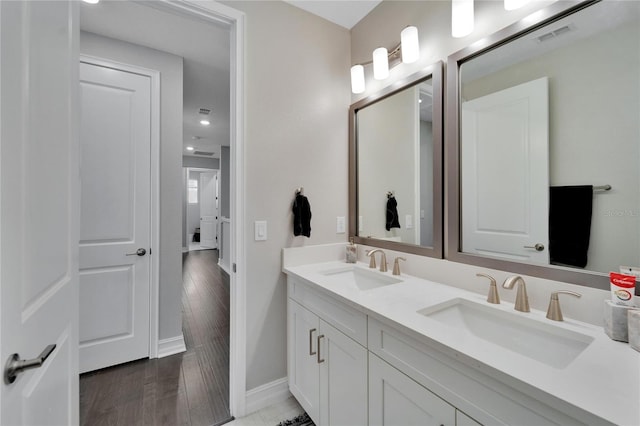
350,65,365,94
401,26,420,64
373,47,389,80
452,0,474,38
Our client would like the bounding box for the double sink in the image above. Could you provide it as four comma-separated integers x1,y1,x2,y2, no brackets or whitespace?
319,264,593,369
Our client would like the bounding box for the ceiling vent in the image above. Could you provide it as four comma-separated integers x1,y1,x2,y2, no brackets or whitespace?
198,108,211,115
535,24,574,43
193,151,214,157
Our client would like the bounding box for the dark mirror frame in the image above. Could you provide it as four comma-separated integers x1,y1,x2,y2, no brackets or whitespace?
349,61,444,258
445,0,610,290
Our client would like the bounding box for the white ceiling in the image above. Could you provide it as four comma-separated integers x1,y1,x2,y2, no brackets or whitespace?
80,1,230,159
284,0,381,29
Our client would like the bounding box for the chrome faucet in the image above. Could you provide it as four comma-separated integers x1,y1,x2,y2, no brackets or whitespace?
502,276,530,312
366,249,388,272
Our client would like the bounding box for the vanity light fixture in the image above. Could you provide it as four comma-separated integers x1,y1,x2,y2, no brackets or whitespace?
350,26,420,94
452,0,474,38
199,108,211,126
373,47,389,80
504,0,530,11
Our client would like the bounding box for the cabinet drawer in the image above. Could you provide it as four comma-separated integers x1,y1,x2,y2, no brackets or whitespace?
368,318,589,426
288,277,367,346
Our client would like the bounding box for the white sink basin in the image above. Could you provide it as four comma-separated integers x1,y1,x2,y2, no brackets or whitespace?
320,266,402,291
418,298,594,369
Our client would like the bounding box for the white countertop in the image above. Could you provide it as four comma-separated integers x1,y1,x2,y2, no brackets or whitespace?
284,260,640,426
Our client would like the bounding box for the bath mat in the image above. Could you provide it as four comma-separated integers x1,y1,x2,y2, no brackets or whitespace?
275,412,315,426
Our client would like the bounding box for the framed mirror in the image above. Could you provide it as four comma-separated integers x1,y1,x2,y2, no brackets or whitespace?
349,62,443,258
447,0,640,289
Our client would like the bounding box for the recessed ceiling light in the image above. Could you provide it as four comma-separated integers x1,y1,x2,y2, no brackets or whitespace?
199,108,211,126
186,146,194,151
199,119,210,126
82,0,100,4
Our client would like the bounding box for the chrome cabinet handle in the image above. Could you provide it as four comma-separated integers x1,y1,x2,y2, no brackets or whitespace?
317,335,325,364
309,328,317,356
126,248,147,256
524,243,545,252
4,344,56,384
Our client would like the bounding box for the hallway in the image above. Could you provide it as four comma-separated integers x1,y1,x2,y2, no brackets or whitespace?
80,249,231,426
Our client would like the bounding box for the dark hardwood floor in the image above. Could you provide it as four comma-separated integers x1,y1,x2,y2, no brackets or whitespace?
80,249,232,426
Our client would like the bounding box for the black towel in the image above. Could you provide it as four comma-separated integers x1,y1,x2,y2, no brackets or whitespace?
292,194,312,237
386,196,401,231
549,185,593,268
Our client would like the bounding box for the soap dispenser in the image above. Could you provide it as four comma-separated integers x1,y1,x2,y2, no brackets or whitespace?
346,238,357,263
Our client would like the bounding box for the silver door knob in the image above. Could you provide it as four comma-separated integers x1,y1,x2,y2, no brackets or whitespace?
4,344,56,384
126,248,146,256
524,243,545,252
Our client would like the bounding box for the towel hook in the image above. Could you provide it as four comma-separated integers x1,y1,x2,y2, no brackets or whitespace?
386,190,394,198
295,186,304,195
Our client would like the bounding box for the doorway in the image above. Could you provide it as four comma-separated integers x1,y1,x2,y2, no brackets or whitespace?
78,0,247,420
185,167,221,252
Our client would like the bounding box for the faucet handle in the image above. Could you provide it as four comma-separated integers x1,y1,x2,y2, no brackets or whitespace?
476,273,500,304
546,290,581,321
392,257,406,276
366,250,377,269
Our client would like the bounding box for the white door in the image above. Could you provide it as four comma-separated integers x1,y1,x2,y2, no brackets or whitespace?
0,1,80,424
461,77,549,264
78,61,151,373
200,171,217,249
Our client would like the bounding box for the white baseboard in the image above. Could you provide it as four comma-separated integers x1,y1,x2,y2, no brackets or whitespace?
157,334,187,358
245,377,291,415
218,259,231,274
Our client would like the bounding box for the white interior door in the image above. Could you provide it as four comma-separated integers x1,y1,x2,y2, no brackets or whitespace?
461,77,549,264
200,171,218,249
1,1,80,424
78,60,151,373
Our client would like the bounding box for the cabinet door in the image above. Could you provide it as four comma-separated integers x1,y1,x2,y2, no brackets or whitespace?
369,353,456,426
319,320,368,426
288,299,320,422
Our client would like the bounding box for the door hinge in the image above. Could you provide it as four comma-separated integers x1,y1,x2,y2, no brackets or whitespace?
233,263,237,273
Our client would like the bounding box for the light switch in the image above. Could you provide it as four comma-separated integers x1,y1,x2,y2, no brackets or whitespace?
406,215,413,229
337,216,346,234
255,220,267,241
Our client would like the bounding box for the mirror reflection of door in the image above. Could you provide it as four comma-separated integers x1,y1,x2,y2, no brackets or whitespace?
461,77,549,264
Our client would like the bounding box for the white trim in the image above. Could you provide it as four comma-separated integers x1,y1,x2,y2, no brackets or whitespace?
155,0,248,417
157,334,187,358
78,55,161,360
245,378,291,415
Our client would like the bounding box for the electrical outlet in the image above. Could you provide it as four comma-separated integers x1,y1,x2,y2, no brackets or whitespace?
337,216,346,234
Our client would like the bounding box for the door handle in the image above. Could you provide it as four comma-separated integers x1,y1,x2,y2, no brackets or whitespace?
524,243,545,252
309,328,317,356
4,344,56,384
317,335,325,364
126,248,147,256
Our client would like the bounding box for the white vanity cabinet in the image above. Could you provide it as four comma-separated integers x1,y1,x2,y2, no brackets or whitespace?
288,280,368,426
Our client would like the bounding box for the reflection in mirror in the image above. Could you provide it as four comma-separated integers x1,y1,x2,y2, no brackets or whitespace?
350,63,442,258
450,0,640,286
358,78,433,246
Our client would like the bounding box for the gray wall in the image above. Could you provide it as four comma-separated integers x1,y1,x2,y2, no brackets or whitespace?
220,1,351,391
80,31,184,341
220,146,230,219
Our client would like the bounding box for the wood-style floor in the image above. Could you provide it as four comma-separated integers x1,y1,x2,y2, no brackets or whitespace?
80,249,232,426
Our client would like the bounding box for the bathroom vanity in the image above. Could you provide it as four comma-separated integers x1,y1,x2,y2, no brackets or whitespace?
283,245,639,426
